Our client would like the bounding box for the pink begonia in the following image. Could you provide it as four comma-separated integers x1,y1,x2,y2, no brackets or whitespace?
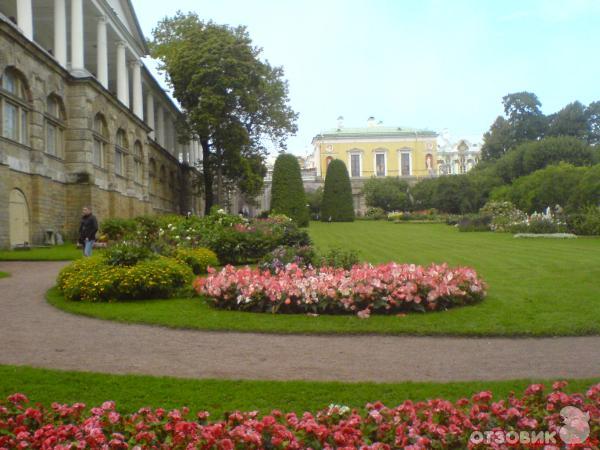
2,384,598,448
195,262,487,316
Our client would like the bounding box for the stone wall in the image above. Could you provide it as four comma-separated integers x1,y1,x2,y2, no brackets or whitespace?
0,22,200,248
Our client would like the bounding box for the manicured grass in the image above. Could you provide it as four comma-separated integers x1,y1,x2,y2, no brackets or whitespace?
0,243,84,261
48,222,600,336
0,271,9,278
0,365,597,416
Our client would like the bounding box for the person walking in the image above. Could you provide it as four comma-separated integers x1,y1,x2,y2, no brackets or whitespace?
79,206,98,257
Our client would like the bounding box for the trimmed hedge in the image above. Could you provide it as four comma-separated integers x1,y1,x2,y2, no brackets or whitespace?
321,159,355,222
270,153,309,227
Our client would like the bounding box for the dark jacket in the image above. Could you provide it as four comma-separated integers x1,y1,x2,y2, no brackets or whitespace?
79,213,98,243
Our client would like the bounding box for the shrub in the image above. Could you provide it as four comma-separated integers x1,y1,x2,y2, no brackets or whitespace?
104,241,154,266
57,256,193,302
196,262,487,316
99,218,137,241
506,208,567,234
568,206,600,236
364,206,386,220
270,153,310,226
319,247,359,270
2,383,600,448
306,187,323,220
362,177,409,212
174,247,219,274
258,245,317,273
457,214,492,232
321,159,355,222
569,163,600,211
480,201,527,232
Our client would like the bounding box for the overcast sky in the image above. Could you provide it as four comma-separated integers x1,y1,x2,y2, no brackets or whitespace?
131,0,600,156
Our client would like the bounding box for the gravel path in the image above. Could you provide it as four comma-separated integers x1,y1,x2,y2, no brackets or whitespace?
0,261,599,383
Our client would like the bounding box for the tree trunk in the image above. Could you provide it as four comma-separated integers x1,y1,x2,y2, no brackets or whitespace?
201,138,213,215
215,146,224,208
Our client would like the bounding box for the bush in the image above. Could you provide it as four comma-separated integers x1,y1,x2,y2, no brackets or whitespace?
174,247,219,274
270,153,310,227
258,245,317,273
506,208,567,234
104,241,154,266
196,262,487,316
569,163,600,211
100,218,137,241
457,214,492,232
362,177,409,212
480,201,527,232
568,206,600,235
364,207,386,220
321,159,355,222
57,256,193,302
318,247,359,270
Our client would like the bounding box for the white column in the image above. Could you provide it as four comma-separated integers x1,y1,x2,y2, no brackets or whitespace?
70,0,85,72
146,93,155,138
16,0,33,40
53,0,67,66
116,42,129,107
131,60,143,118
157,105,164,147
96,16,108,88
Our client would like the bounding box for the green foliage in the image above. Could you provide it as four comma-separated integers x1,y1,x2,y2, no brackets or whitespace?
568,206,600,236
480,201,527,232
491,163,588,213
362,177,409,212
270,154,309,226
547,101,588,139
481,116,513,160
318,247,360,270
364,207,387,220
306,187,323,220
100,218,137,241
57,256,193,302
321,159,355,222
174,247,219,275
568,164,600,211
150,13,297,213
457,214,492,232
104,242,154,267
258,245,317,273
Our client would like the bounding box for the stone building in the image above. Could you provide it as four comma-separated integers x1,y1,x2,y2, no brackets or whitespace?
436,130,481,175
0,0,203,248
312,117,438,213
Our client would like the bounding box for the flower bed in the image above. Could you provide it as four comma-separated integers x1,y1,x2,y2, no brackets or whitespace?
1,382,598,448
195,262,487,316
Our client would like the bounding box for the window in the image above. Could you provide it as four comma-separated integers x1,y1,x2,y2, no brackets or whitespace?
349,153,361,177
1,68,29,145
375,153,386,176
93,114,108,168
115,129,128,177
400,152,411,176
45,95,65,158
133,141,143,184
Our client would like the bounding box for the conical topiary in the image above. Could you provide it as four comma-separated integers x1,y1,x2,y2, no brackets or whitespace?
270,153,309,226
321,159,355,222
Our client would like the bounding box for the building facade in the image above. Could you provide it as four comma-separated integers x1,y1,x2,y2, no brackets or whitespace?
312,117,438,213
0,0,204,248
436,130,481,175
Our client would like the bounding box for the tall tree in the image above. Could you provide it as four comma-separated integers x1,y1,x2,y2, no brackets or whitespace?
586,101,600,146
270,153,309,226
151,13,298,214
321,160,354,222
547,101,588,139
502,91,547,143
481,116,513,160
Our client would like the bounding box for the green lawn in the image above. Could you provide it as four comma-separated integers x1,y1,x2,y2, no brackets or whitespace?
0,365,597,417
48,222,600,336
0,243,83,261
0,271,9,278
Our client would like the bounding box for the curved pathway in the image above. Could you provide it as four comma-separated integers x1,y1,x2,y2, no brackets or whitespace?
0,261,599,383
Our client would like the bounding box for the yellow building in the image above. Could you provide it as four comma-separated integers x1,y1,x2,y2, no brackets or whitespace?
312,118,438,181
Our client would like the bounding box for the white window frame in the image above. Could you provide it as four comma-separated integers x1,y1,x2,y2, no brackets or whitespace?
1,71,29,146
399,150,412,176
374,151,387,177
348,152,362,178
44,96,65,158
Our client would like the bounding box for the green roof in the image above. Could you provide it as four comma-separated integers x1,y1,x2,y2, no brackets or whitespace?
313,126,438,141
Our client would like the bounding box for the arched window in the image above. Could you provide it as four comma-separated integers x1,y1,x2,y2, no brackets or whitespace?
133,141,143,184
45,94,66,158
115,129,128,176
1,68,30,144
159,165,166,183
93,113,108,167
